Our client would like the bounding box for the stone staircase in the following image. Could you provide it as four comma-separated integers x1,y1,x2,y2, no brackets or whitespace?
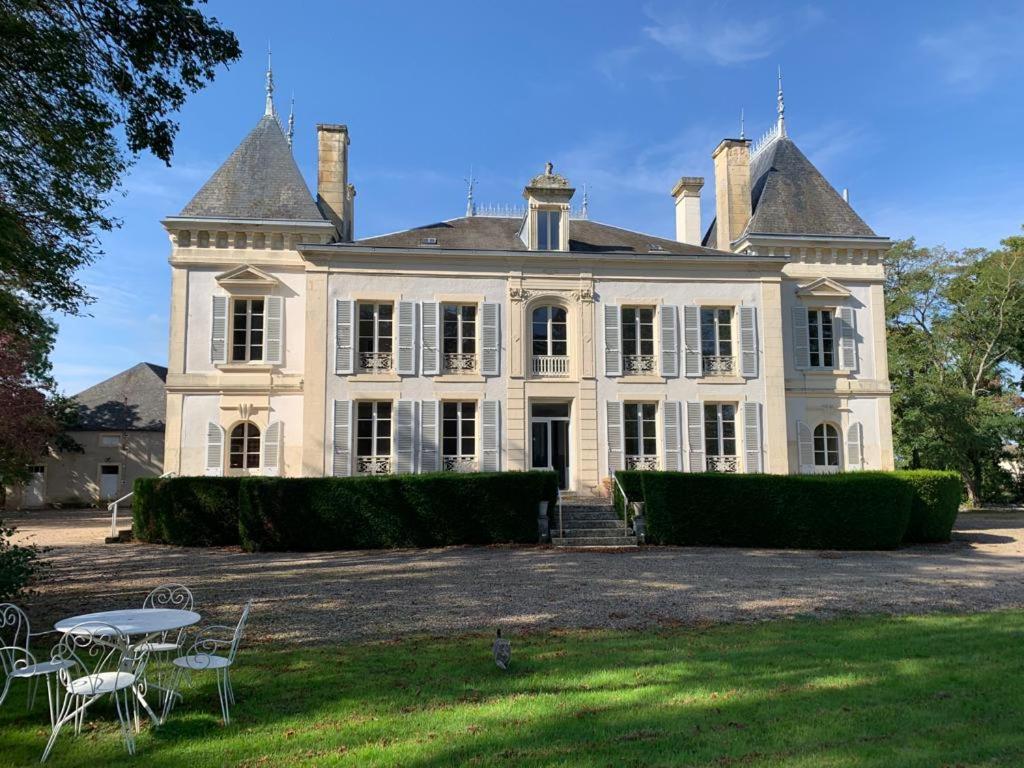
551,495,638,548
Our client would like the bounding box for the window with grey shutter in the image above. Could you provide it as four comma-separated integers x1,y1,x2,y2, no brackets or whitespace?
421,301,440,376
792,307,810,369
210,296,228,364
606,400,624,473
738,306,757,378
205,422,224,476
264,296,283,365
263,421,282,476
332,400,352,476
662,401,683,472
683,305,702,377
846,421,863,469
797,420,814,473
395,400,415,473
603,304,621,377
837,306,857,371
481,400,500,471
335,300,354,375
420,400,439,472
481,303,500,376
396,301,416,375
742,402,762,473
660,305,679,378
686,401,704,471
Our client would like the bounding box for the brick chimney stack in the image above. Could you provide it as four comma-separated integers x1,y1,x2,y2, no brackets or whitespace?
316,124,350,242
711,138,752,251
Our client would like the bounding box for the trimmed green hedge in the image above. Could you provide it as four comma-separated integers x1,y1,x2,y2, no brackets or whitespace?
639,472,914,550
893,470,961,542
133,476,242,546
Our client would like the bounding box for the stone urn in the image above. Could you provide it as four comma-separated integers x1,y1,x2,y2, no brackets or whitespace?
537,501,550,542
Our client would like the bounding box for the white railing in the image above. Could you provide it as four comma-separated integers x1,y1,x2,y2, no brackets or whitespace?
357,455,392,475
532,355,569,377
443,353,477,374
623,354,657,375
359,351,393,373
702,355,736,376
109,471,175,539
706,455,739,473
443,456,477,472
625,456,659,471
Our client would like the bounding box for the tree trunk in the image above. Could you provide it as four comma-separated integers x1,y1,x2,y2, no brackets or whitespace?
972,458,984,506
911,447,921,469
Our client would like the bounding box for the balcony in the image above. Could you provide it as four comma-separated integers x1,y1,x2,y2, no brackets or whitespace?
359,351,393,373
443,455,478,473
356,456,392,475
443,353,477,374
702,355,736,376
706,455,739,473
532,355,569,377
623,354,657,375
625,456,659,471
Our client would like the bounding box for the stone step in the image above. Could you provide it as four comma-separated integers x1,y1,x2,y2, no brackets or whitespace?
556,518,625,530
560,526,634,537
552,535,638,548
558,506,617,517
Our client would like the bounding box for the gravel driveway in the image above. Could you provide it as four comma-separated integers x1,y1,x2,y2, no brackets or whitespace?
7,507,1024,644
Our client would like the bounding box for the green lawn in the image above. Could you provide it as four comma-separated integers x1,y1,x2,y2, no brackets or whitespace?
2,612,1023,767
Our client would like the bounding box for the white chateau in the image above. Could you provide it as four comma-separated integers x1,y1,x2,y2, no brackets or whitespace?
162,73,894,492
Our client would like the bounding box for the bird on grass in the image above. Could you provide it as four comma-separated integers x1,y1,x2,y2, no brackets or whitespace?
493,628,511,670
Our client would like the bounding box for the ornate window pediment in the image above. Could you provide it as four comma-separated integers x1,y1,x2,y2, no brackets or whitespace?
215,264,279,290
795,277,851,299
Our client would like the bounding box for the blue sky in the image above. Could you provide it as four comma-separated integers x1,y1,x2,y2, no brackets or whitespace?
51,0,1024,394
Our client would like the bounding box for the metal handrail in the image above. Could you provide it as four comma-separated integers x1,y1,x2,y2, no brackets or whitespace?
613,472,630,535
108,471,175,539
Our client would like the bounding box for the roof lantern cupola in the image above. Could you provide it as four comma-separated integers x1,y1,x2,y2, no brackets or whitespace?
520,161,574,251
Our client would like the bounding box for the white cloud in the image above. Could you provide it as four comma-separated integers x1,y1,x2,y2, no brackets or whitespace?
920,14,1023,93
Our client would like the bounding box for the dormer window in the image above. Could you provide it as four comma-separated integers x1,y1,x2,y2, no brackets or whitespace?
537,210,561,250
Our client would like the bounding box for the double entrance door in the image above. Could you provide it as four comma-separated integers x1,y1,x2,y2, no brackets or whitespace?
530,402,570,490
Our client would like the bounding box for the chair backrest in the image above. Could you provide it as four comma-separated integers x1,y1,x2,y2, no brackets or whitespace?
51,622,135,692
0,604,30,652
229,601,252,662
143,583,194,612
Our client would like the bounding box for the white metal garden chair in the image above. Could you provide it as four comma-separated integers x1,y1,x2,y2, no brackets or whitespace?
162,600,251,725
135,583,194,713
0,603,73,727
41,622,147,763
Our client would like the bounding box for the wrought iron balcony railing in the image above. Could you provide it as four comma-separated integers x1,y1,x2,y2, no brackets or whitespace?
443,456,477,473
443,353,477,374
356,455,392,475
705,455,739,473
702,355,736,376
622,354,657,375
625,456,659,471
359,351,393,373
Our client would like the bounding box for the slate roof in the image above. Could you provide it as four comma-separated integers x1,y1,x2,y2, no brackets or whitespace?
357,216,733,257
73,363,168,432
702,136,877,247
180,115,325,222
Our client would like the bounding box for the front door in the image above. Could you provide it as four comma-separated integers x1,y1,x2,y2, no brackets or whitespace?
531,402,571,490
99,464,121,501
24,465,46,507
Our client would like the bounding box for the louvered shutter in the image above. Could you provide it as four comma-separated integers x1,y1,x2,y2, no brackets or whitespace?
420,400,439,472
797,420,814,474
837,307,857,371
395,400,415,473
792,307,810,369
738,306,757,378
264,296,283,365
660,305,679,378
683,305,702,377
481,303,500,376
397,301,416,375
662,401,683,472
335,300,354,375
262,421,282,476
846,421,864,470
603,304,621,377
606,400,624,473
742,402,763,473
332,400,352,476
210,296,228,364
205,422,224,476
686,402,705,472
481,400,500,471
421,301,440,376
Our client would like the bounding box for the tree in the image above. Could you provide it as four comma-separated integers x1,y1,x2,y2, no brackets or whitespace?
0,333,57,493
885,235,1024,504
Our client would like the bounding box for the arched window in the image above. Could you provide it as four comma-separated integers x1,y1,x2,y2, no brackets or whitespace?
813,423,840,468
229,422,261,469
531,305,567,356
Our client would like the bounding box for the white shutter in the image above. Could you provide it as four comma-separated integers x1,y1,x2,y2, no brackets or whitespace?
738,306,757,378
332,400,352,477
742,402,762,473
846,421,864,470
264,296,283,365
603,304,621,377
335,300,354,375
481,303,500,376
395,400,415,473
660,305,679,378
797,420,814,474
421,301,440,376
420,400,439,472
397,301,416,375
262,421,282,476
792,307,810,369
606,400,624,473
205,422,224,476
481,400,500,471
686,401,705,472
210,296,228,364
683,305,702,377
662,401,683,472
837,306,857,371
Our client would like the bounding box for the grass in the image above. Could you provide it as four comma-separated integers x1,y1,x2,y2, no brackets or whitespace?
2,612,1024,767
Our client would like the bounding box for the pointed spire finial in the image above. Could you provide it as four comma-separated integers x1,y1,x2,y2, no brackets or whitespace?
287,93,295,148
265,46,276,117
740,107,745,140
776,65,786,137
581,183,589,220
465,166,476,217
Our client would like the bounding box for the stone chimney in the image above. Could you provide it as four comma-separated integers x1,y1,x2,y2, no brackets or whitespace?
316,124,350,241
711,138,752,251
670,176,704,246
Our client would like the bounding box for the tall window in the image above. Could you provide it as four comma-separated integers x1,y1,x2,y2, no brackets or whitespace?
443,304,477,372
537,210,561,250
807,309,835,368
532,306,567,356
700,308,734,375
624,403,658,470
231,299,264,362
622,307,655,374
704,403,738,472
814,423,840,468
357,303,393,372
229,422,260,469
355,401,392,474
442,401,476,471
